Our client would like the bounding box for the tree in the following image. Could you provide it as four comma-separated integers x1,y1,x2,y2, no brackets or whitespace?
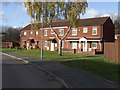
114,17,120,34
2,26,20,43
24,1,88,56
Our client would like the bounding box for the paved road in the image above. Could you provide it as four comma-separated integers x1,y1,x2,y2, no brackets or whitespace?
2,54,63,88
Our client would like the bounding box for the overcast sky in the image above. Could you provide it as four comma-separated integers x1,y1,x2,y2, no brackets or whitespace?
0,1,119,28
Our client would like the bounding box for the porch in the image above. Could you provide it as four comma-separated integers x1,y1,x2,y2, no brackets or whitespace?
65,37,103,55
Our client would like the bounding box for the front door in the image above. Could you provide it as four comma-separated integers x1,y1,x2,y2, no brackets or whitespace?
50,42,54,51
26,42,29,50
82,41,87,52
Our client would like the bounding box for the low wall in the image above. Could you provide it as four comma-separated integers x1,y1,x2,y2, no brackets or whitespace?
63,48,96,55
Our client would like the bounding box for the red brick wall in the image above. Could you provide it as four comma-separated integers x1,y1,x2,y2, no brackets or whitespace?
20,25,102,48
104,36,120,63
67,26,102,38
103,18,115,42
0,42,13,48
20,30,42,48
20,18,115,54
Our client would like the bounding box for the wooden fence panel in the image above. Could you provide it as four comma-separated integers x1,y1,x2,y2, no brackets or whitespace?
104,36,120,63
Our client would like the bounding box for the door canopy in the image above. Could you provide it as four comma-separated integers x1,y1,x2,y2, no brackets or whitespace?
79,37,87,42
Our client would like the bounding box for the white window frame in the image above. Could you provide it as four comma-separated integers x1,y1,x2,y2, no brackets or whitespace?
36,31,38,36
92,42,97,49
51,30,55,34
44,41,48,47
24,32,27,36
83,28,88,33
55,43,57,47
72,28,77,36
44,30,47,36
92,27,97,35
72,42,77,49
59,29,64,36
30,31,33,34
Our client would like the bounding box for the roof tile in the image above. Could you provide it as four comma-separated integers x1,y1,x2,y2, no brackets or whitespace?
21,17,110,31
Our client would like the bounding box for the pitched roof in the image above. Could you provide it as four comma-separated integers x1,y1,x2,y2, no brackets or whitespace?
21,17,110,31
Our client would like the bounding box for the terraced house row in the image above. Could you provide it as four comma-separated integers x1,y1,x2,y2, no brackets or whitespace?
20,17,115,54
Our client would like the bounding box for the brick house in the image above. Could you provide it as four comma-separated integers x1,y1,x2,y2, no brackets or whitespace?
20,17,115,54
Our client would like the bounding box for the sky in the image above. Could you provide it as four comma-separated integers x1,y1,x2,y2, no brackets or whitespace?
0,1,119,28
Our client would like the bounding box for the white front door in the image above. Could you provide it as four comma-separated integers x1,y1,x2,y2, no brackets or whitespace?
82,41,87,52
79,37,87,52
26,42,29,49
50,42,54,51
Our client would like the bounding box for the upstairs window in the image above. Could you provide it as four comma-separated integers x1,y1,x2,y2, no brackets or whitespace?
23,32,27,36
92,27,97,35
72,28,77,36
44,30,47,36
59,29,64,36
83,28,88,33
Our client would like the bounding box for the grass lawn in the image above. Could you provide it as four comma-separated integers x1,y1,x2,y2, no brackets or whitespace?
1,48,100,60
62,58,120,83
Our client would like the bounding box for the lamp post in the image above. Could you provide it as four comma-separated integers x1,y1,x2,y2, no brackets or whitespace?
40,2,44,59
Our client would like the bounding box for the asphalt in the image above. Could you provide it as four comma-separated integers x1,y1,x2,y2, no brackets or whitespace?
1,51,119,88
32,61,119,88
2,54,64,88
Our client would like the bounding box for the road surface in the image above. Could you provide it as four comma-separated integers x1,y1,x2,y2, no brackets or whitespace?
2,53,63,88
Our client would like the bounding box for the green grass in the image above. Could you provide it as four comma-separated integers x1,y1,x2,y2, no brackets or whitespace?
1,48,99,60
62,58,120,83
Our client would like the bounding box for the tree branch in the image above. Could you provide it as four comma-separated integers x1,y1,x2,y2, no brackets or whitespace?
49,25,60,40
61,26,71,40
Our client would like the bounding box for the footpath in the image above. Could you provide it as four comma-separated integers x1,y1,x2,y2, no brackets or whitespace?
1,51,119,88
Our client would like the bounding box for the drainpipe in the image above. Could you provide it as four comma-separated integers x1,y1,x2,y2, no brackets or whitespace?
101,25,104,53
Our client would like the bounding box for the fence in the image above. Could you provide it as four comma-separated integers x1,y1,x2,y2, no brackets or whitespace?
104,36,120,63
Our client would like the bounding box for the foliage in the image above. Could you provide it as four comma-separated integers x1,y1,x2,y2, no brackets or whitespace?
23,1,88,56
114,17,120,33
24,1,88,28
2,26,20,43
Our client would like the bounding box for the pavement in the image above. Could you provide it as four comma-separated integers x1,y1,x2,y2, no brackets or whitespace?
1,51,119,88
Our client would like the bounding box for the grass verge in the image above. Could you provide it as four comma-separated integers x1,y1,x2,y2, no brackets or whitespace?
1,48,101,60
61,58,120,83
